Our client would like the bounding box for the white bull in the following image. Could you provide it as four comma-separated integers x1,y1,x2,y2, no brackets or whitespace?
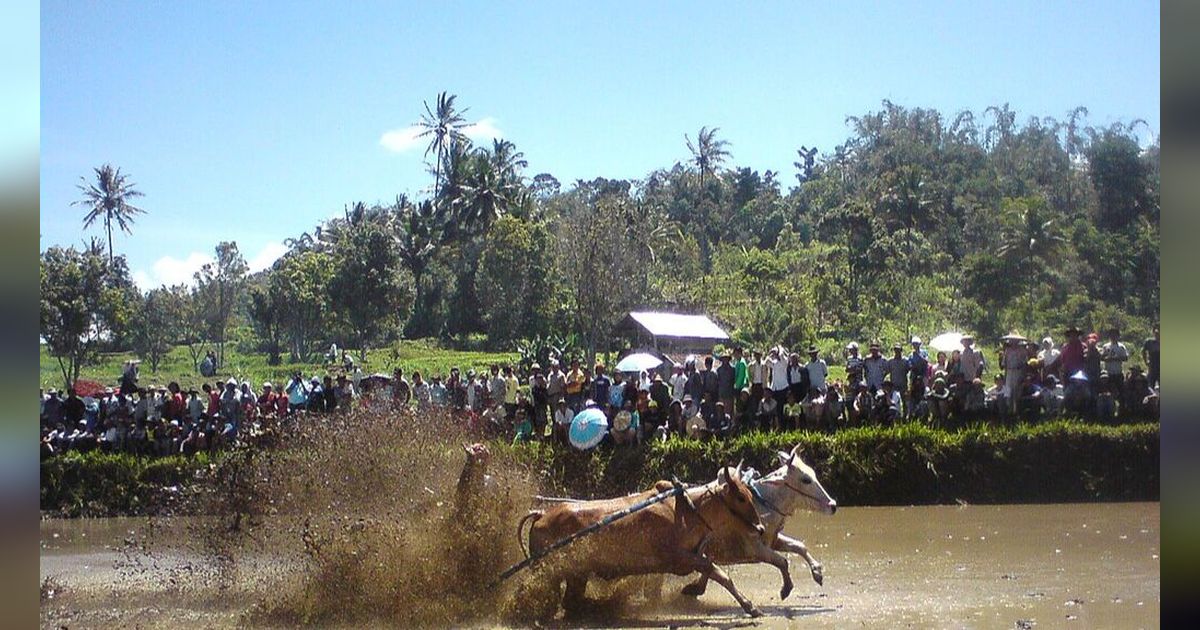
680,444,837,600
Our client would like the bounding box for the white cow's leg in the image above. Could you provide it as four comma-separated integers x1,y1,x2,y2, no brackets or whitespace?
753,539,794,599
680,552,761,617
773,533,823,585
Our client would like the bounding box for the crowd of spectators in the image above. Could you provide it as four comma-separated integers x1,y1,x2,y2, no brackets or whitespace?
40,324,1159,458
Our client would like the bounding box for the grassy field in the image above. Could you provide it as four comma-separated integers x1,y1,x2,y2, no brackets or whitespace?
40,339,518,392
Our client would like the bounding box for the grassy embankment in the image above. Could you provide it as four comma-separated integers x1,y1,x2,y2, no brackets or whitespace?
39,339,518,392
41,420,1158,518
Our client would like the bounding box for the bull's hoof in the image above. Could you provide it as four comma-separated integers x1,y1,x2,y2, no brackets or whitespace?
681,582,707,597
745,605,763,618
811,565,824,586
780,582,793,600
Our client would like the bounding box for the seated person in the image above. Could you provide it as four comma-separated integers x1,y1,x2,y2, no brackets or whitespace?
610,400,640,445
850,383,873,426
1041,375,1064,417
756,390,779,431
876,381,902,423
928,377,951,426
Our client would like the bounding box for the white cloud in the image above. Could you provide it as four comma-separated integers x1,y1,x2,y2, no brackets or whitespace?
463,117,503,143
379,125,425,153
132,251,214,290
132,242,287,290
378,117,503,153
247,241,288,273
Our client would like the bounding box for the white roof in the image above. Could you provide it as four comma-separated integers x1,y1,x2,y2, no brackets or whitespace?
627,312,729,340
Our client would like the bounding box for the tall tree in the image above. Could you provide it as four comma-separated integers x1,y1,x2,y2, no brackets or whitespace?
996,196,1067,329
327,208,414,360
193,242,249,369
73,164,146,262
685,126,732,198
40,246,129,389
418,91,470,200
132,286,187,373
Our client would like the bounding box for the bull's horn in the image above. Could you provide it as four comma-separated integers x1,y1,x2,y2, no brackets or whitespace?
735,459,744,476
789,444,801,463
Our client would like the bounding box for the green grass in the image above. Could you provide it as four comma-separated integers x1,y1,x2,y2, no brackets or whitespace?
40,338,518,392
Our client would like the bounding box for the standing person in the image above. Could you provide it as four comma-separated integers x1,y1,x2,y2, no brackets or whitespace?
844,342,864,389
648,372,671,433
564,359,586,413
907,340,929,419
805,346,828,394
1142,325,1160,389
487,364,506,411
887,344,908,415
546,360,566,412
748,349,766,413
590,363,612,415
529,364,549,441
392,368,412,409
430,375,448,407
258,382,278,418
1059,326,1087,380
863,342,887,393
732,347,749,414
716,352,736,415
767,348,790,430
959,336,985,382
1001,334,1028,416
786,352,809,420
684,359,704,411
219,379,241,433
669,363,688,403
700,356,719,419
285,373,309,414
1084,334,1103,387
1038,337,1061,377
186,389,205,425
1101,328,1129,409
411,371,430,409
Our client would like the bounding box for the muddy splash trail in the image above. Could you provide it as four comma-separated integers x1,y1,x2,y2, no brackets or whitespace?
39,409,1161,628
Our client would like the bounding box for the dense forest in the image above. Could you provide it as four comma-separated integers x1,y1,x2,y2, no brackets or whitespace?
41,97,1159,380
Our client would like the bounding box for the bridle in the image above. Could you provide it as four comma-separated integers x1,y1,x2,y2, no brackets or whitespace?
691,473,760,533
759,475,829,513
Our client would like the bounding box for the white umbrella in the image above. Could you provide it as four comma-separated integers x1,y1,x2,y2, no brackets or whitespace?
929,332,966,353
615,352,663,373
569,407,609,450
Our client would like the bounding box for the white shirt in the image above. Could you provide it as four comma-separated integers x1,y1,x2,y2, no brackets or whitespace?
554,407,574,426
1102,341,1129,375
768,357,789,391
669,373,688,401
749,360,766,385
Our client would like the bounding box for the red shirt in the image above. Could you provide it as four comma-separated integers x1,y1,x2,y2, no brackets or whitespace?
208,391,220,416
1059,340,1086,376
275,393,289,416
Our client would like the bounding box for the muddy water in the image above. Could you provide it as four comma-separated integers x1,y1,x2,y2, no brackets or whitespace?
40,503,1159,629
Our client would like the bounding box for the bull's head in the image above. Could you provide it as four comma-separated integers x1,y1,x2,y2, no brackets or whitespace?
777,444,837,515
717,460,765,535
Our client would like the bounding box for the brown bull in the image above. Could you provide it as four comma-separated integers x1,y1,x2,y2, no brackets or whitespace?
518,464,766,618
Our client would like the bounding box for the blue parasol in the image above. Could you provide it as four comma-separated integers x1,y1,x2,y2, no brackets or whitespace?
569,407,609,450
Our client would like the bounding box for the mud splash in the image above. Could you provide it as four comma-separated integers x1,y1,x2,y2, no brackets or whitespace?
130,408,542,627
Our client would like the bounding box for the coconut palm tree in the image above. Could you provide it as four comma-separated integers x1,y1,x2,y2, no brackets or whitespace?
73,164,146,262
685,126,732,197
997,196,1066,328
417,92,471,199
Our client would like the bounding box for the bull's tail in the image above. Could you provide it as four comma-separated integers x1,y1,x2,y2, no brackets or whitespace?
516,510,544,560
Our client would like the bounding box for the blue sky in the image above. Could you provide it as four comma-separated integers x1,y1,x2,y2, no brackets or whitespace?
39,1,1160,289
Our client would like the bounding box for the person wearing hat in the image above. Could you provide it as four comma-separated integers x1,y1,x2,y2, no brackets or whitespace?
863,342,887,393
805,345,829,395
648,371,670,428
1058,326,1086,380
669,362,688,403
959,336,985,382
552,398,573,445
42,388,64,428
928,376,951,427
999,334,1029,415
844,341,864,390
1095,371,1116,422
